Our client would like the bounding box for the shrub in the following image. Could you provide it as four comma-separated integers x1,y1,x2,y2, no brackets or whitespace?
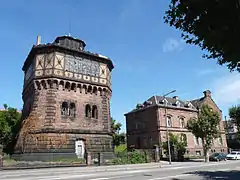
114,144,127,153
112,150,149,165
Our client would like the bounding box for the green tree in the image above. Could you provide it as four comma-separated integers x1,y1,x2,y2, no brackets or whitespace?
162,133,187,161
229,105,240,133
187,105,220,162
164,0,240,72
0,113,11,147
111,118,125,147
0,105,22,154
111,118,122,135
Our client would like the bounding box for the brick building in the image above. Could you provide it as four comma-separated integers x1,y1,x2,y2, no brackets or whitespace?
224,120,238,140
14,35,114,161
125,90,228,156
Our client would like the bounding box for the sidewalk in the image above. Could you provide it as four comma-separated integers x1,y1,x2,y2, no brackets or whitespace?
2,160,204,171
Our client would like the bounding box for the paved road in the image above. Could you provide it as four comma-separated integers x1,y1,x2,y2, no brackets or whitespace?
1,161,240,180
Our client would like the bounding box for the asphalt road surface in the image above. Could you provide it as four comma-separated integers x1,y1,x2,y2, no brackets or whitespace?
1,161,240,180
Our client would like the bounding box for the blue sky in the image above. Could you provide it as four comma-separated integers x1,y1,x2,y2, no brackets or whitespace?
0,0,240,132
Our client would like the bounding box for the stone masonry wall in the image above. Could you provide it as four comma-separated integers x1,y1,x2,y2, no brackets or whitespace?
126,93,228,156
126,106,159,149
15,79,113,155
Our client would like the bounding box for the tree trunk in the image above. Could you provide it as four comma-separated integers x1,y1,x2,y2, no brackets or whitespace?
203,144,209,163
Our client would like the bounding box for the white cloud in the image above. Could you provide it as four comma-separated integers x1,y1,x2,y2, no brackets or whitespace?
162,38,184,53
211,73,240,105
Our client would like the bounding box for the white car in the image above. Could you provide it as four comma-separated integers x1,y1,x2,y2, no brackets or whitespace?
226,151,240,160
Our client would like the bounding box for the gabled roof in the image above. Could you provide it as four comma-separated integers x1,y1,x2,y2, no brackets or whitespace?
190,97,222,112
190,97,205,109
125,95,197,115
125,90,222,116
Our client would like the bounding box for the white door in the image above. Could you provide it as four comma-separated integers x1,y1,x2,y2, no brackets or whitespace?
75,140,85,159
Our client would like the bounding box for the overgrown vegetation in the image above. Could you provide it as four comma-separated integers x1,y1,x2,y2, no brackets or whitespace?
112,150,150,165
162,133,187,162
0,104,22,154
114,144,127,153
187,105,221,162
111,118,126,147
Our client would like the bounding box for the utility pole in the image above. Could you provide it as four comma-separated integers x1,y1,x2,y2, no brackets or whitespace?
163,90,176,165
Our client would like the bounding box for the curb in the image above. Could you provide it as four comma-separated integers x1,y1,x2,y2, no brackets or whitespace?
2,164,87,171
1,161,202,171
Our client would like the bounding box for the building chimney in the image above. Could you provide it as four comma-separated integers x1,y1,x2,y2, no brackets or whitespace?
36,35,41,45
203,90,211,97
173,96,179,100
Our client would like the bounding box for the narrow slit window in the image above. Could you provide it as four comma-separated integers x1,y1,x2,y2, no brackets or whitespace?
92,105,98,119
61,102,68,117
85,104,91,118
69,103,76,117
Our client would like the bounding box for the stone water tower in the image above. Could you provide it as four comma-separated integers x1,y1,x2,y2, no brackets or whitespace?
14,35,114,161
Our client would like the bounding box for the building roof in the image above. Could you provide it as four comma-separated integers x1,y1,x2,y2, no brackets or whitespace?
125,90,221,115
22,35,114,71
190,97,204,109
125,95,198,115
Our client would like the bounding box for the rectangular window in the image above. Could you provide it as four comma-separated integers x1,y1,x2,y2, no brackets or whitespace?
194,136,200,146
167,116,172,127
219,136,223,145
196,151,201,156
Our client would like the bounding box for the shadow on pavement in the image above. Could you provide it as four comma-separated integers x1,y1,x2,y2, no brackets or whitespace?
171,170,240,180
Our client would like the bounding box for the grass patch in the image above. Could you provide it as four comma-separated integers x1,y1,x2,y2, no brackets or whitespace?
114,144,127,153
112,149,150,165
51,157,85,164
3,154,17,166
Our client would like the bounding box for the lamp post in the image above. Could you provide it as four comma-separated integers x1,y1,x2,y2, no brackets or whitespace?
163,90,176,165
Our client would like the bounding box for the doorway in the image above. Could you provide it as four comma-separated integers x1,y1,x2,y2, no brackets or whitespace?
75,140,85,159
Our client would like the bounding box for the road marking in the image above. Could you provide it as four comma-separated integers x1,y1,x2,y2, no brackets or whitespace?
0,174,92,180
89,175,134,180
1,161,240,180
147,174,191,180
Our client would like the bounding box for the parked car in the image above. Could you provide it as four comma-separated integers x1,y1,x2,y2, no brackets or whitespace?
226,151,240,160
209,153,227,161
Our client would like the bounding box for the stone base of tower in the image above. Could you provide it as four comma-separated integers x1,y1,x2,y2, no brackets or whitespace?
13,131,114,163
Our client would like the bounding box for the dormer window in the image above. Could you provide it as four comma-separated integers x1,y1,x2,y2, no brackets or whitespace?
160,98,168,105
144,101,152,106
188,102,192,108
136,104,144,109
185,101,193,108
175,100,181,107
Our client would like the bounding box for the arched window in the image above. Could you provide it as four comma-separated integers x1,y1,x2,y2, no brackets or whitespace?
85,104,91,118
166,116,172,127
179,117,185,128
180,133,187,145
69,102,76,117
61,102,68,116
92,105,98,119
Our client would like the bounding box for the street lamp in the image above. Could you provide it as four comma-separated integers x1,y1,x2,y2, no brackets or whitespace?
163,90,176,165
